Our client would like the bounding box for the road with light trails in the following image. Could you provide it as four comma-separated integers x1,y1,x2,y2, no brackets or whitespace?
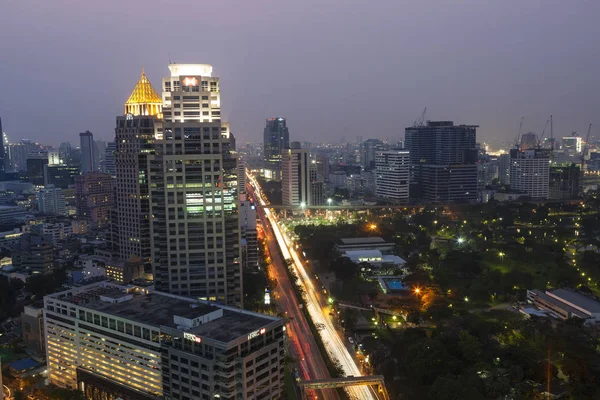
247,174,378,400
249,185,339,400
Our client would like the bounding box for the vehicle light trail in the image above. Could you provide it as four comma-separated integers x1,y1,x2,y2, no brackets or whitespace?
248,174,376,400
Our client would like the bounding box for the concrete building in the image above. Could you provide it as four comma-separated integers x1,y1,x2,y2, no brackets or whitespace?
44,282,284,399
360,139,385,171
41,222,73,245
151,64,241,305
104,256,145,284
562,135,582,153
509,148,550,199
75,172,115,228
103,141,116,176
282,142,310,206
405,121,478,203
44,164,80,189
549,164,581,200
22,305,45,358
334,237,395,253
240,196,258,271
26,151,49,186
498,153,511,185
527,288,600,325
520,132,538,150
0,205,29,226
115,71,162,267
374,150,410,204
263,117,289,181
79,131,96,173
0,117,5,179
12,231,54,272
37,185,66,216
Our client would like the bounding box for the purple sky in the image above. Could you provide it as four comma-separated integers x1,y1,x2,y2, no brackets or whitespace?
1,0,599,148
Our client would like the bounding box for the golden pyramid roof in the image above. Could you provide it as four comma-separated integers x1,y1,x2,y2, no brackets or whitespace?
125,70,162,106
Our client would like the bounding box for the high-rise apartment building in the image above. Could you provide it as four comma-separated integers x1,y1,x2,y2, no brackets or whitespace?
309,163,324,206
509,148,550,199
79,131,96,173
263,117,289,181
150,64,241,305
374,150,410,204
114,71,162,266
405,121,478,203
37,185,66,216
75,172,115,227
282,142,311,206
44,282,285,400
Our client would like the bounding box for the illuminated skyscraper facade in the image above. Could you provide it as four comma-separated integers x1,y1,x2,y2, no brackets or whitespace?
263,117,289,181
150,64,241,305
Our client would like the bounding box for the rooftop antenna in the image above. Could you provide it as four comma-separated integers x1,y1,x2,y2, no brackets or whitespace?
169,52,173,64
413,107,427,127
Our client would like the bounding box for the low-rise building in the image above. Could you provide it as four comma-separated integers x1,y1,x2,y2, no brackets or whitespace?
22,305,45,358
104,256,145,284
44,283,285,400
527,288,600,324
344,249,406,269
334,237,395,254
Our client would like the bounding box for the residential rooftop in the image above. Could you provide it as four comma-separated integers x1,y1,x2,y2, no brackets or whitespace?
550,289,600,315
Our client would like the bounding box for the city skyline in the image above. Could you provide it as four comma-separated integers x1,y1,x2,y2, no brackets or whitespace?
1,1,600,148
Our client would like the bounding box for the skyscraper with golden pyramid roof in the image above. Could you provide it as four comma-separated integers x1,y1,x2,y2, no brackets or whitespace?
112,70,163,270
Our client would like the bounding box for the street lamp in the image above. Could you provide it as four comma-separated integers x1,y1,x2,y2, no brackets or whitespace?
457,237,465,244
498,251,505,265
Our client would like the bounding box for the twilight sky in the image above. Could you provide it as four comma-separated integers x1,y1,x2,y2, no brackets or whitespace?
1,0,599,148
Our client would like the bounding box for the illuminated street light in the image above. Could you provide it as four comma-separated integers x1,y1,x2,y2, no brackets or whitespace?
327,198,332,205
457,237,465,244
414,287,421,295
328,297,334,304
464,296,469,303
498,252,505,264
369,224,377,230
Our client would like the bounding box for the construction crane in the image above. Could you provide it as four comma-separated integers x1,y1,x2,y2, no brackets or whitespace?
515,117,524,149
581,123,592,173
537,118,550,147
413,107,427,127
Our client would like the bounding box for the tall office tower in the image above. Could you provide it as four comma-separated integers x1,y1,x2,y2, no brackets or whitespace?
374,150,410,204
498,153,511,185
26,151,49,185
520,132,538,150
309,163,324,206
360,138,385,171
509,148,550,199
79,131,96,173
281,142,311,206
549,164,581,200
240,194,258,270
95,140,107,172
316,153,330,182
44,164,80,188
37,185,66,216
0,117,5,179
75,172,115,227
103,141,116,175
150,64,241,305
405,121,478,203
6,139,38,172
58,142,72,164
263,117,289,181
562,135,583,153
115,70,163,267
44,283,285,399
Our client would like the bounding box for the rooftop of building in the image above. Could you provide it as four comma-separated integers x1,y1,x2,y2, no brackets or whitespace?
337,237,388,245
550,289,600,314
529,289,589,319
50,283,279,343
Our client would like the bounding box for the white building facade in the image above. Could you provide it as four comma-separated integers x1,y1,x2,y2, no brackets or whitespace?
375,150,410,204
